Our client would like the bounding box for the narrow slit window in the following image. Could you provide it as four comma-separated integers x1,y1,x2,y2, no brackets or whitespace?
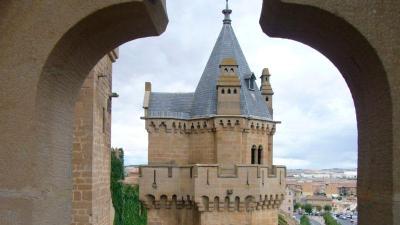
251,145,257,164
102,107,106,133
258,145,263,164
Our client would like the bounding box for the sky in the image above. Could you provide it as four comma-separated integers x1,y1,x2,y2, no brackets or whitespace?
111,0,357,169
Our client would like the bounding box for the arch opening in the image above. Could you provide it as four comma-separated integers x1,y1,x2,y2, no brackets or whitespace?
260,0,393,224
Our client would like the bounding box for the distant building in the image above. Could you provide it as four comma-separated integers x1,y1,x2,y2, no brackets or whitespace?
343,171,357,179
303,195,332,209
338,183,357,196
124,166,140,185
287,178,357,198
280,187,294,217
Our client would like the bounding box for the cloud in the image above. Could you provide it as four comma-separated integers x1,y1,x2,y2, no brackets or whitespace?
111,0,357,169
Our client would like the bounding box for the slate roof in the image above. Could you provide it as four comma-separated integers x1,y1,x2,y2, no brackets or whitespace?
147,93,194,119
146,10,273,121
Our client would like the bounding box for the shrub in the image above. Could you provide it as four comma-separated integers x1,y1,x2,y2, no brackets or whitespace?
111,148,124,225
111,148,147,225
278,214,289,225
300,215,311,225
323,213,340,225
324,205,332,212
123,185,147,225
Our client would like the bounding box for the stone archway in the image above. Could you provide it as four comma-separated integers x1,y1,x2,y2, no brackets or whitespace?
1,1,398,225
260,1,399,224
0,1,167,225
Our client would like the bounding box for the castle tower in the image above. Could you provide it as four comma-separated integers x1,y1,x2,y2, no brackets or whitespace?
139,2,285,225
260,68,274,117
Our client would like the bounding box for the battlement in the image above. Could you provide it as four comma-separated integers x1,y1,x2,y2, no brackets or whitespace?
144,117,277,135
139,164,286,212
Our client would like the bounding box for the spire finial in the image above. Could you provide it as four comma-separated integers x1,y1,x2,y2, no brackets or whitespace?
222,0,232,24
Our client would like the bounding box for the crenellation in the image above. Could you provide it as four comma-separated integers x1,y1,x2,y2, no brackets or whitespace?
140,164,285,213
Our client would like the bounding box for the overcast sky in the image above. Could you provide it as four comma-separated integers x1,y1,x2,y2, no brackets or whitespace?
111,0,357,169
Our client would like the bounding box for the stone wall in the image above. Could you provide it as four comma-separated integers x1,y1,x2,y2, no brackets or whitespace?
200,208,277,225
260,1,400,224
0,1,168,224
72,51,117,225
139,165,286,207
147,208,200,225
140,164,284,225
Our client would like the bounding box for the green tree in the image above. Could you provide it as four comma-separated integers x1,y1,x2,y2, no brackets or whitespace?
300,215,311,225
324,205,332,212
294,202,301,211
316,205,322,212
303,203,313,214
111,148,125,225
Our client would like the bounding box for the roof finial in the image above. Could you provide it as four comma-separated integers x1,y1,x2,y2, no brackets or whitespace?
222,0,232,24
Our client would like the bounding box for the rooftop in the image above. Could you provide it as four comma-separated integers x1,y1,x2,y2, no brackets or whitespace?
146,2,272,121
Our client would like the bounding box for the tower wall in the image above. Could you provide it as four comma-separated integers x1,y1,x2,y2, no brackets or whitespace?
189,128,216,164
200,208,278,225
72,51,117,225
148,208,200,225
146,120,191,165
215,121,244,168
245,119,273,166
145,118,275,166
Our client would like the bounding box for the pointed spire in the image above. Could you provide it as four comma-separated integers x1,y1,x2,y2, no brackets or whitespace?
222,0,232,24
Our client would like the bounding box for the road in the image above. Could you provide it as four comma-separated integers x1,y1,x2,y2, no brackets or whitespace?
309,218,323,225
294,214,323,225
294,212,357,225
308,216,324,225
336,217,356,225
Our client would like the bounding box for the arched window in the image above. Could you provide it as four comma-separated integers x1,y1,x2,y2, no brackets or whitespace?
214,196,220,211
251,145,257,164
258,145,263,164
201,196,209,211
224,196,230,211
227,89,231,94
221,89,225,94
235,196,240,211
233,89,237,94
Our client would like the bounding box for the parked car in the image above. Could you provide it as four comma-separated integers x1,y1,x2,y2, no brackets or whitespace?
339,215,347,220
